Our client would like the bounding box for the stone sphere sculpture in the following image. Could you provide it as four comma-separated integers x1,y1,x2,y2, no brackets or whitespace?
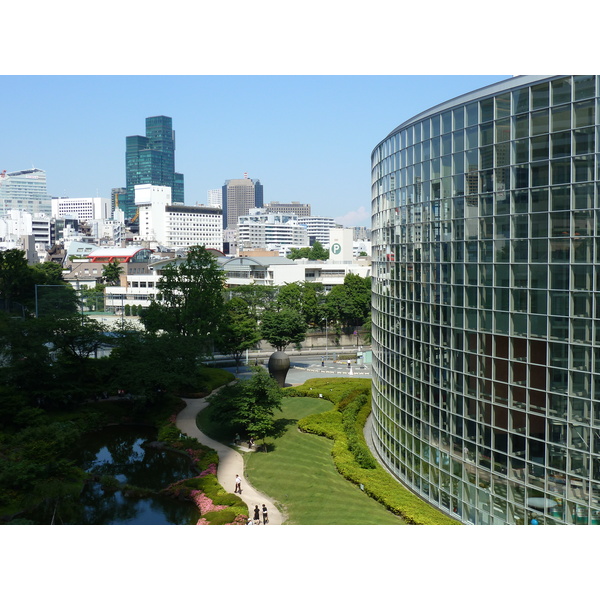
268,351,290,387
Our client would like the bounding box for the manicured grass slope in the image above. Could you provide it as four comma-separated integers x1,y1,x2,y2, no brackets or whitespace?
244,396,404,525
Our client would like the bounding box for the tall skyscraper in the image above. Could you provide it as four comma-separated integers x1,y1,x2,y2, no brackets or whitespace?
0,168,51,217
222,175,263,230
123,116,184,220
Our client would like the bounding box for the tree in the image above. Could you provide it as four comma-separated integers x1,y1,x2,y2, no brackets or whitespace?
324,273,371,329
208,366,282,444
228,284,278,319
0,249,36,313
102,259,123,286
140,246,226,355
308,240,329,260
218,297,261,371
260,307,307,351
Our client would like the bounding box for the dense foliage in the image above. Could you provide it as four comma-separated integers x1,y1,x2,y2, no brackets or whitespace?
207,367,283,443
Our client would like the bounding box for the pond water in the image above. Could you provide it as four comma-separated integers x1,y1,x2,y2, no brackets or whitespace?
26,425,200,525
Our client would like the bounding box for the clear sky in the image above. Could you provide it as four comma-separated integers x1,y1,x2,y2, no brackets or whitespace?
0,75,512,226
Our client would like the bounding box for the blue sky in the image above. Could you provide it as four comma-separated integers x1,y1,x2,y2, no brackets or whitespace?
0,75,512,226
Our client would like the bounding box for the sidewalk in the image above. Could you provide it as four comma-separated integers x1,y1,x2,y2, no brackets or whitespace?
176,395,283,525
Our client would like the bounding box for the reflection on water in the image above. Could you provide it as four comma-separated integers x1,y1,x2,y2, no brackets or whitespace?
26,425,199,525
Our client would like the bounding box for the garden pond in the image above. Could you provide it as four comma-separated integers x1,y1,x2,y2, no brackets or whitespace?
24,425,200,525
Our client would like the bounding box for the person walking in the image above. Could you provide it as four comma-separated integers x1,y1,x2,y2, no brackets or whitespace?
262,503,269,524
234,474,242,494
253,505,261,525
347,359,351,369
321,356,325,367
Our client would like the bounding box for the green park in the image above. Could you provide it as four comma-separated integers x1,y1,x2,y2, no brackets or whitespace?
0,246,454,525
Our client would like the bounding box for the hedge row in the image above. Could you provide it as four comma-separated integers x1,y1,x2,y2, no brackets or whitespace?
289,379,459,525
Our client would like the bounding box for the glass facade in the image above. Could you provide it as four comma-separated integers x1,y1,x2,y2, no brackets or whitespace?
370,75,600,524
124,116,184,220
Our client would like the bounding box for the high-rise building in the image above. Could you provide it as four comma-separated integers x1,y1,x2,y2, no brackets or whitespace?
222,176,263,230
123,116,184,220
0,168,51,217
371,75,600,525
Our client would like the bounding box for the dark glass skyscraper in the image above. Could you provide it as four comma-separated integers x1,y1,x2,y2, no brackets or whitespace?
123,116,184,219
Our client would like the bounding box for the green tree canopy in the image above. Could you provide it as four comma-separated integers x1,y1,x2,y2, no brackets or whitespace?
260,306,307,351
218,297,261,369
102,259,123,286
140,246,226,354
208,366,282,443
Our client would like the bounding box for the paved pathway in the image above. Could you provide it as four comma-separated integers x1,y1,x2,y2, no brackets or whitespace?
176,394,284,525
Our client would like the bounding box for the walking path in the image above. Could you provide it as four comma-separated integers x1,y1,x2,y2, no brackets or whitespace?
176,394,284,525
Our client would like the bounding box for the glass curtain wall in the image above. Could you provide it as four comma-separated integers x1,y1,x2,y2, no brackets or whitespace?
371,75,600,524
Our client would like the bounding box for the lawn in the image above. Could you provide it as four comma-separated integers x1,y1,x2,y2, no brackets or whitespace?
241,395,404,525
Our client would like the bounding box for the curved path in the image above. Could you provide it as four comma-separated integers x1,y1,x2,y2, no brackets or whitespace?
176,395,284,525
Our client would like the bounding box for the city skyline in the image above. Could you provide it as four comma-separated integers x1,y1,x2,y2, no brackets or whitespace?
0,75,511,227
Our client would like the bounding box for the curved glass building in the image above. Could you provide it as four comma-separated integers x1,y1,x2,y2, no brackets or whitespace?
371,75,600,524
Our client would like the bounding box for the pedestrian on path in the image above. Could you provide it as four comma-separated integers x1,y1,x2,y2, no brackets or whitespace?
254,505,261,525
321,356,325,367
347,359,351,369
235,474,242,494
262,504,269,524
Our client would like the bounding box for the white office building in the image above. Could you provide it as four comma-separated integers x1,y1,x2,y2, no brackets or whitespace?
237,208,309,251
135,184,223,251
51,196,112,221
298,216,338,245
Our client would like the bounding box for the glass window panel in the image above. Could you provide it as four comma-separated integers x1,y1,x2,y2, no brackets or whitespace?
480,98,494,122
551,160,571,185
551,131,571,158
532,82,550,109
530,263,547,287
573,183,593,209
466,126,478,150
480,122,494,146
495,118,510,142
442,133,452,155
531,188,548,212
531,162,549,187
574,156,594,182
551,186,571,211
495,93,511,118
512,190,528,213
514,113,529,138
574,75,595,100
531,135,549,161
573,127,594,155
513,165,529,189
422,119,430,139
453,130,464,153
432,115,440,137
453,106,465,130
481,146,493,169
532,109,550,135
513,139,529,163
513,87,530,113
466,102,478,126
531,213,549,237
495,142,510,167
551,77,572,105
551,105,572,132
574,100,595,128
431,137,440,158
